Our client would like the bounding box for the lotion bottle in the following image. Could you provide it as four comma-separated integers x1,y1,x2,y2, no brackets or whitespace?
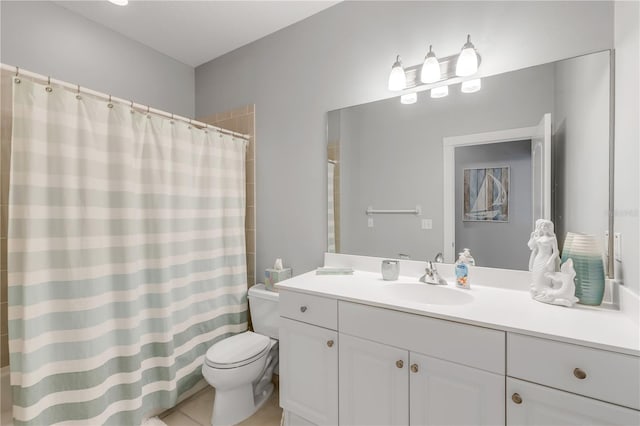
455,253,470,289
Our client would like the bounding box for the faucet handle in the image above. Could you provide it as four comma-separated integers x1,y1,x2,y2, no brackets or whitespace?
421,261,445,285
434,252,444,263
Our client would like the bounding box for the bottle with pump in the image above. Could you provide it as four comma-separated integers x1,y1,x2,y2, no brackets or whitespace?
455,253,470,289
462,248,476,266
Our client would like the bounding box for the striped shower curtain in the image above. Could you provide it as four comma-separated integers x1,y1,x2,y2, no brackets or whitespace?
7,78,248,425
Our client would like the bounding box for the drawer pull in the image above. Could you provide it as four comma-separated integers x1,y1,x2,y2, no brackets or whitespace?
410,364,419,373
327,340,334,348
396,360,404,369
299,306,307,313
573,368,587,380
512,393,522,404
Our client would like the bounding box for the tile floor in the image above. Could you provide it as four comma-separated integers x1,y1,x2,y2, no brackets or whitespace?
162,386,282,426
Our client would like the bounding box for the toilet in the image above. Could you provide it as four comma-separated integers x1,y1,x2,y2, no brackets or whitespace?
202,284,279,426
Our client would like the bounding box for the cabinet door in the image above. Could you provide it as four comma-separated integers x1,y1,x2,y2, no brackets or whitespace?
339,334,409,426
507,378,640,425
410,352,505,426
279,318,338,425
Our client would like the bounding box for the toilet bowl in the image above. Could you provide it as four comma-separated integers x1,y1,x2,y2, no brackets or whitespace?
202,284,279,426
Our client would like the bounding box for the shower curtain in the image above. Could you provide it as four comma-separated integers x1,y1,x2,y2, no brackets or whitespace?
7,78,248,425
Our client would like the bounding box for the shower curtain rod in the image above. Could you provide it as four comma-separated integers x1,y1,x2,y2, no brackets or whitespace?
1,63,251,141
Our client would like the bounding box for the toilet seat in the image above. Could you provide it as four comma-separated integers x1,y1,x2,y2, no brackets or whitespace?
205,331,270,369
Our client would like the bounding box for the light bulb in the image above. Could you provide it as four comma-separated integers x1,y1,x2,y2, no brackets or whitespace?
430,85,449,99
108,0,129,5
420,45,441,84
455,35,478,77
400,93,417,104
388,55,407,91
461,78,482,93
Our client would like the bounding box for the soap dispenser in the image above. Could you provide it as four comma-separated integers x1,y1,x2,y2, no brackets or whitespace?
462,248,476,266
455,253,470,289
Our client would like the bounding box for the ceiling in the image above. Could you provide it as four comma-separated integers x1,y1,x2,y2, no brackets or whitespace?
54,0,340,67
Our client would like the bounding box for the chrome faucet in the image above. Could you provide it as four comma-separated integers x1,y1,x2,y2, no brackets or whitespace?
420,261,447,285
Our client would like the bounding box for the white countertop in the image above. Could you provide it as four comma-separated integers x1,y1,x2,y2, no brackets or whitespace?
276,268,640,357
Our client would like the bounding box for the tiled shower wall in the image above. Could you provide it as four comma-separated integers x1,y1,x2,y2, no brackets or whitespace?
199,106,257,288
1,70,12,367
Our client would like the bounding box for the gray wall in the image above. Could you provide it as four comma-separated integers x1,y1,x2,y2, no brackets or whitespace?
455,141,532,270
553,51,610,253
614,1,639,296
0,1,194,117
337,63,553,263
195,1,614,278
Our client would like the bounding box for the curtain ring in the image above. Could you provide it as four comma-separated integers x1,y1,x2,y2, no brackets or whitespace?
14,67,21,84
76,84,82,100
170,113,174,124
146,105,151,118
15,66,19,77
107,94,113,109
188,119,193,129
45,76,52,92
130,100,135,113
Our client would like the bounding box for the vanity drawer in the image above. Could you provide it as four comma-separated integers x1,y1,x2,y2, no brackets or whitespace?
339,301,505,374
507,333,640,409
280,291,338,330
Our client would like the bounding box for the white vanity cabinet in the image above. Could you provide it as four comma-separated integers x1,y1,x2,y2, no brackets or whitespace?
338,301,506,426
338,332,504,426
410,352,505,426
279,292,339,426
278,286,640,426
507,378,640,425
339,334,409,425
506,333,640,425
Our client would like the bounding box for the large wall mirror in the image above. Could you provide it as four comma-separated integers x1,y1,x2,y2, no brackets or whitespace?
327,50,613,273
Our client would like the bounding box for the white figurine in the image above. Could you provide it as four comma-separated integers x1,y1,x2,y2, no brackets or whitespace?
535,259,579,307
528,219,560,298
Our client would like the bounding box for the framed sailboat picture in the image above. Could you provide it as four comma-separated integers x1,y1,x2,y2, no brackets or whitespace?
463,167,510,222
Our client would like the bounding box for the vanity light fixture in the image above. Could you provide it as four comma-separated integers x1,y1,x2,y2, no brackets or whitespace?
108,0,129,5
400,92,418,104
461,78,482,93
455,34,479,77
420,45,441,84
388,55,407,91
430,85,449,99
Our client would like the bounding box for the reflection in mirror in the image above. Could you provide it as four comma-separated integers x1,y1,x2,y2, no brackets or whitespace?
327,50,611,272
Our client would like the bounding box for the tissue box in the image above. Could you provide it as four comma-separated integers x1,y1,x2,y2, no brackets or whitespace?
265,268,292,291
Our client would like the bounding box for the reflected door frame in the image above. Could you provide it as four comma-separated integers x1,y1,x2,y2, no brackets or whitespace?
442,122,548,263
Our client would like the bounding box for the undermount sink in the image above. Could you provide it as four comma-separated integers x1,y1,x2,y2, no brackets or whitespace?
382,283,474,306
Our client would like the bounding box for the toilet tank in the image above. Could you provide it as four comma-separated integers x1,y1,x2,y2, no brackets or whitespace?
248,284,279,339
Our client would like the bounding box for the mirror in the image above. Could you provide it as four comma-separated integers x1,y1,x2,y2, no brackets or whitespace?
327,50,612,272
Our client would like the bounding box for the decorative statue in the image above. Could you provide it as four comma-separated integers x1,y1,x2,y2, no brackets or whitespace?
537,259,580,307
527,219,578,307
528,219,560,297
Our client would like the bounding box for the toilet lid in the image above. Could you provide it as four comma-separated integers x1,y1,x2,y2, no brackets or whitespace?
205,331,270,369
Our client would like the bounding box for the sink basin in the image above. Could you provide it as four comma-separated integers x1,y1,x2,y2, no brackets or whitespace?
382,283,474,306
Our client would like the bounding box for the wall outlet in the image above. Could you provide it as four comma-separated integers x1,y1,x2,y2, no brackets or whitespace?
368,217,374,228
421,219,432,230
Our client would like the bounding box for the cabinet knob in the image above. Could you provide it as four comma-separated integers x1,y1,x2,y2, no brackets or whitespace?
573,368,587,380
300,306,307,313
327,340,334,348
410,364,419,373
396,360,404,369
512,393,523,404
